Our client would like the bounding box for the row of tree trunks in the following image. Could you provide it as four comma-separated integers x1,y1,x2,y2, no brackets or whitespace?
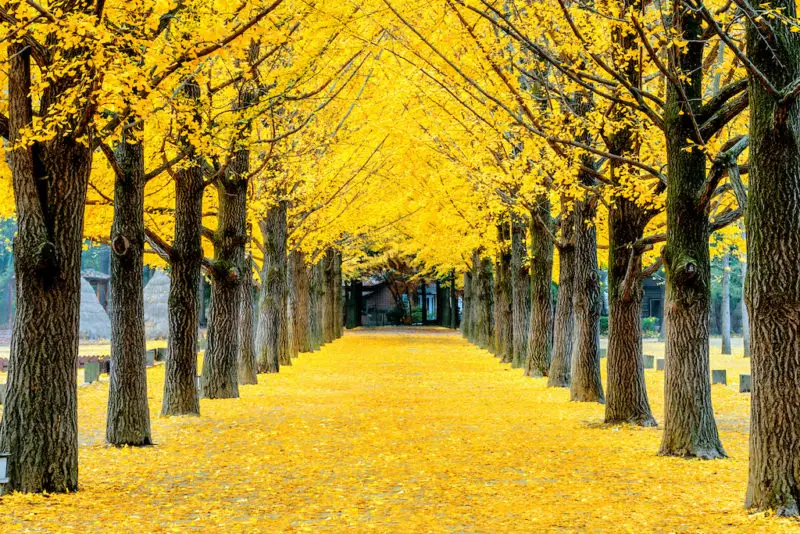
334,250,344,338
256,201,288,373
549,205,575,388
511,218,531,368
525,197,554,377
322,249,336,343
106,126,152,445
309,260,325,350
472,252,493,349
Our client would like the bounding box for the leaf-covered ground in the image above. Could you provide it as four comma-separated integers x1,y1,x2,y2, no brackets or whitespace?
0,328,797,532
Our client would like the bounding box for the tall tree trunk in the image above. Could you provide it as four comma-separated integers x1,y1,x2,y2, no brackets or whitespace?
289,250,311,353
321,248,336,343
201,167,248,398
106,127,152,446
604,198,655,425
0,36,96,491
449,271,459,329
494,231,513,363
472,253,493,349
744,8,800,513
549,206,575,387
308,260,324,350
526,197,554,377
334,250,344,337
461,271,473,339
511,218,531,368
658,9,724,459
569,195,604,403
256,201,288,373
238,256,258,385
162,83,203,416
720,253,732,355
741,258,750,357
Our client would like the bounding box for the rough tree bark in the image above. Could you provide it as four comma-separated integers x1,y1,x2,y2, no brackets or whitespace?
449,271,459,329
604,197,655,425
201,159,249,398
472,252,493,349
511,218,531,369
322,248,336,343
720,252,732,355
0,27,98,490
334,249,344,338
238,256,258,385
309,260,325,350
744,5,800,512
494,227,513,363
256,200,288,373
549,205,575,387
658,7,724,458
162,81,203,417
569,194,604,403
461,270,473,340
289,250,311,353
658,30,726,459
525,197,554,377
106,126,152,446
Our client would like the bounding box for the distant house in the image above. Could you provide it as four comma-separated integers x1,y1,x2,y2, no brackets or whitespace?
361,280,396,326
82,269,111,311
642,275,665,329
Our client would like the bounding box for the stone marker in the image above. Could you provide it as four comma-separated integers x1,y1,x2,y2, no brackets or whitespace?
84,362,100,384
0,382,6,404
740,374,751,393
712,369,727,385
656,358,665,371
643,354,655,369
145,349,155,368
155,347,167,362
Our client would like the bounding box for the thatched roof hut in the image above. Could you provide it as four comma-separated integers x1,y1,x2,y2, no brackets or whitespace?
143,270,170,339
79,276,111,340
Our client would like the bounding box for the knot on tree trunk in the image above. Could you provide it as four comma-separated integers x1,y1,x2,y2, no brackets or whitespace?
111,235,130,256
36,240,58,277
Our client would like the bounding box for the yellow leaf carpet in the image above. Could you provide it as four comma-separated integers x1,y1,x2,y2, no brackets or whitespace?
1,328,797,532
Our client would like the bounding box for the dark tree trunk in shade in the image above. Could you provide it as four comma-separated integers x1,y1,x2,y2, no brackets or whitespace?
526,197,554,377
720,253,732,355
511,218,531,368
308,261,324,350
162,83,204,416
604,197,655,426
494,229,513,363
322,248,336,343
106,127,152,446
256,201,288,373
658,10,724,459
238,256,258,385
745,5,800,512
461,271,473,339
334,250,344,337
549,206,575,387
449,271,459,329
201,154,249,398
0,33,99,490
569,195,604,403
